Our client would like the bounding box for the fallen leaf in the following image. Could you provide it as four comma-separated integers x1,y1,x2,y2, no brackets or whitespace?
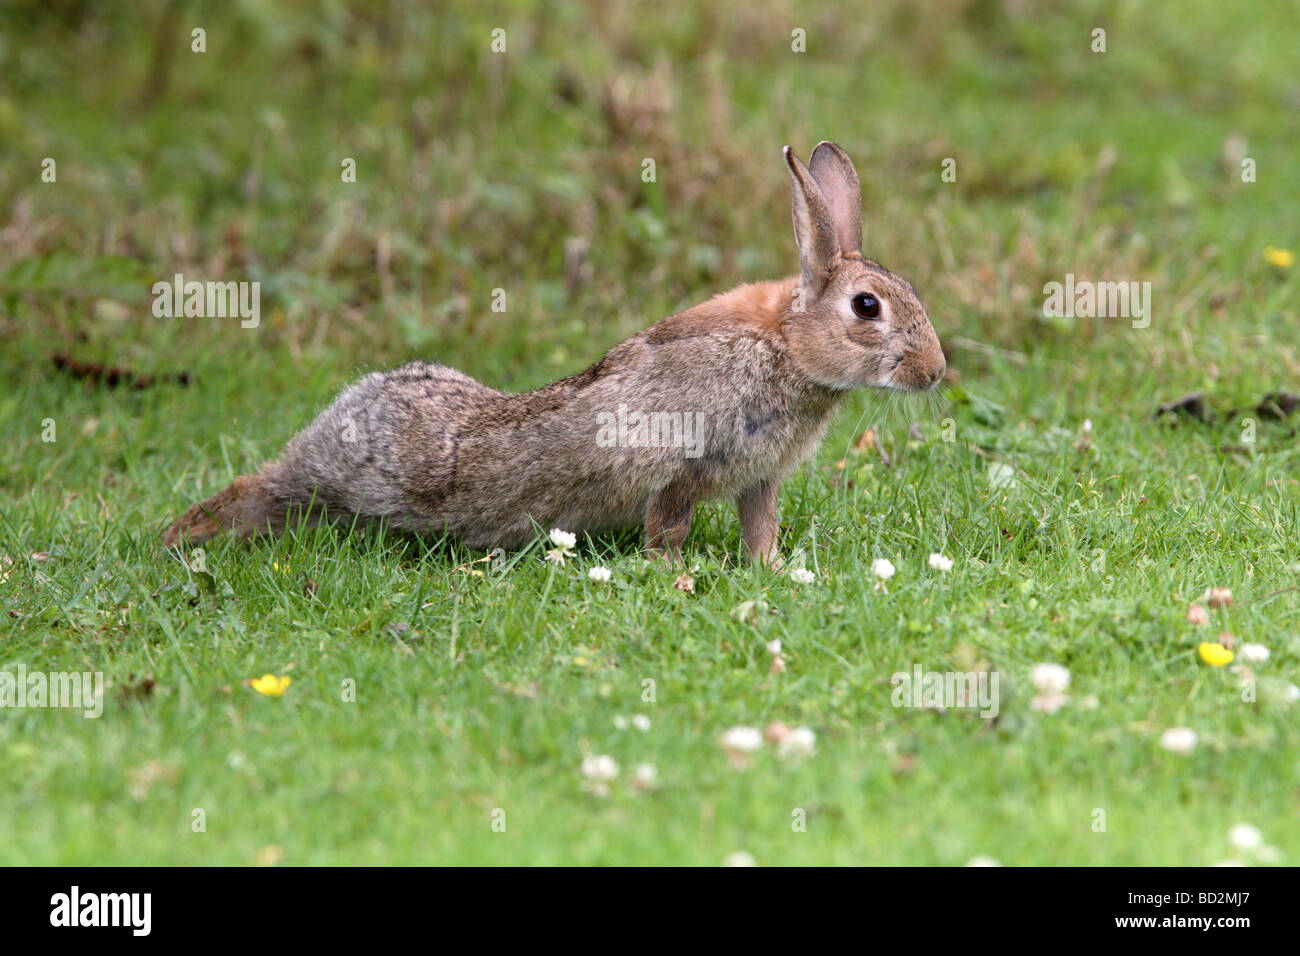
118,674,157,701
1155,392,1212,422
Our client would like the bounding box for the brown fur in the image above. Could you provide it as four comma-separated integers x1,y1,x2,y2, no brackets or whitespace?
162,471,298,548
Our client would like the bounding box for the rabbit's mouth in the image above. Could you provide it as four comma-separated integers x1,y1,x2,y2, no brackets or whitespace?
882,350,946,392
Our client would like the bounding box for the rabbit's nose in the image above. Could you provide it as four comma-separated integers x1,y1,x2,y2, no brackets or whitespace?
927,362,947,388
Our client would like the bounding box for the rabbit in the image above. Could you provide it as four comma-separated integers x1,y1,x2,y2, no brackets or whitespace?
163,141,945,564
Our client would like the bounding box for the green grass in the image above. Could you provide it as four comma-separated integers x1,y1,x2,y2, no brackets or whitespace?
1,0,1297,865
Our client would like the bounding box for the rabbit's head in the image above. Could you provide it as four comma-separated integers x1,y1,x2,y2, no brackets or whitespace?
781,142,945,392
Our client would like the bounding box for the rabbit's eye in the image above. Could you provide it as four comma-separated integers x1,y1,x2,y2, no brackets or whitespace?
851,293,881,320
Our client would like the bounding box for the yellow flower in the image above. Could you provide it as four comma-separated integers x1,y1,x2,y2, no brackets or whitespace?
1198,642,1234,667
1263,246,1295,268
251,673,292,697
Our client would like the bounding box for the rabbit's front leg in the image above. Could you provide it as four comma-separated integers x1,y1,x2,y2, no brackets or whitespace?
644,473,700,565
737,481,780,565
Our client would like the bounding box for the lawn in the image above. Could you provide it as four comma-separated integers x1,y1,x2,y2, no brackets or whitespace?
0,0,1297,865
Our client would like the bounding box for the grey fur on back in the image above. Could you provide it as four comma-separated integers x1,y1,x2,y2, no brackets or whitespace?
268,313,839,549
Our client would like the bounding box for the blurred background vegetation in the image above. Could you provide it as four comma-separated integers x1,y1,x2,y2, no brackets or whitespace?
0,0,1296,469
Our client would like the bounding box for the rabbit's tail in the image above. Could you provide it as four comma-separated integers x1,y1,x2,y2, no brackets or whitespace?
162,464,303,548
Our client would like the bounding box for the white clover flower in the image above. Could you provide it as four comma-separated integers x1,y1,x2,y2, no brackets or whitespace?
612,715,629,730
632,714,651,732
723,851,757,867
549,528,577,550
1239,643,1269,664
721,726,763,753
777,726,816,760
1082,419,1093,434
1229,823,1263,852
581,754,619,781
928,553,954,571
1030,663,1071,695
588,565,611,583
766,639,782,656
720,726,763,764
965,856,1001,867
872,558,896,580
632,763,658,788
789,568,816,584
1287,685,1300,702
1159,727,1197,754
1201,587,1233,608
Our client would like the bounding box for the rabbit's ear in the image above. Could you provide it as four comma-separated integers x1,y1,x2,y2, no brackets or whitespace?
808,141,862,255
784,145,842,285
